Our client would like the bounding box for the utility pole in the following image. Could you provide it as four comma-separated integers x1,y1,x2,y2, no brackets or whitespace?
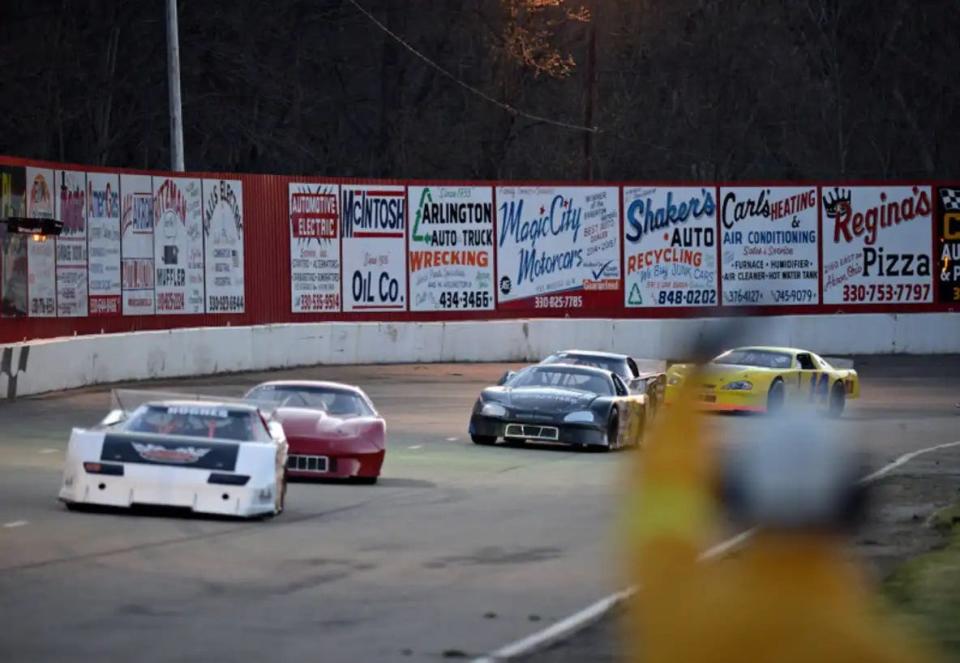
582,1,597,181
166,0,185,171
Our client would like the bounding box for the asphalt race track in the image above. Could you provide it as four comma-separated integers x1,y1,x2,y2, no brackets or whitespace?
1,357,958,662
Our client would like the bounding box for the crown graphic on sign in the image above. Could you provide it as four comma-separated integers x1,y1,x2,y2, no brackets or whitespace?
823,187,851,219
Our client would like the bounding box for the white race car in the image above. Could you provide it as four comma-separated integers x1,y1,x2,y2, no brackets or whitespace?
59,391,288,518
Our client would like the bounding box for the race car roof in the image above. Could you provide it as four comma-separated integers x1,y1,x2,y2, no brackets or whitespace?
525,362,616,378
250,380,364,394
722,346,808,355
548,349,629,360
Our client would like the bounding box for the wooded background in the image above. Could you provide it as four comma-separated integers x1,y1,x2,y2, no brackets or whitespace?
0,0,955,181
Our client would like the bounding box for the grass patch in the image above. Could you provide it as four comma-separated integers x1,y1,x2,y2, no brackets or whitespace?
884,501,960,658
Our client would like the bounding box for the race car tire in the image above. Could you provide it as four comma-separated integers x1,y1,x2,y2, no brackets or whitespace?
828,381,846,417
605,408,620,451
278,471,288,514
352,476,379,485
471,435,497,446
767,379,785,413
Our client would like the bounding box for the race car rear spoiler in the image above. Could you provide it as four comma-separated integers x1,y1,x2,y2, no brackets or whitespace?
823,356,855,370
663,356,855,370
633,358,668,374
109,389,281,421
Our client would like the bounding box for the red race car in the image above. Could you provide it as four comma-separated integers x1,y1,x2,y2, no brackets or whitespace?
245,381,385,484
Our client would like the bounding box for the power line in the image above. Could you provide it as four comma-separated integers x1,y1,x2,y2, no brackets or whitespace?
344,0,600,134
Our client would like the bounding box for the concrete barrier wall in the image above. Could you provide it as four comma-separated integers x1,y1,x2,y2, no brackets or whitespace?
2,313,958,399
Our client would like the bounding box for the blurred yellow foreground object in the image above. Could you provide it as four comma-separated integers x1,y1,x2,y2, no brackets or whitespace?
626,368,941,663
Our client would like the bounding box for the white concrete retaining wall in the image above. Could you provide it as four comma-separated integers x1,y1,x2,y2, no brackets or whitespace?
1,313,958,399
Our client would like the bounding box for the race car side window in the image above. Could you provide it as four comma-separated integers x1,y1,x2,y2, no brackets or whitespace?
612,374,629,397
797,353,816,370
627,358,640,378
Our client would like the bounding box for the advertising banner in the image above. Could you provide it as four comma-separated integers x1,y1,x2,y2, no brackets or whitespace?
25,167,56,317
495,186,620,311
622,186,718,308
340,184,407,312
822,186,933,304
86,171,122,316
55,170,88,317
0,230,27,317
719,187,820,306
1,166,27,317
1,165,25,218
290,183,341,313
408,185,494,311
154,177,204,314
203,179,245,313
120,173,155,315
937,187,960,304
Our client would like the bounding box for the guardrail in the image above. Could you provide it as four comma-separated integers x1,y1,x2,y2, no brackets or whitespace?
2,313,958,399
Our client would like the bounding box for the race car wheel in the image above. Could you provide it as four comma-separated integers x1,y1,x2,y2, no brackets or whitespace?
471,435,497,446
278,471,287,514
352,476,379,485
767,379,785,413
606,408,620,451
828,382,846,417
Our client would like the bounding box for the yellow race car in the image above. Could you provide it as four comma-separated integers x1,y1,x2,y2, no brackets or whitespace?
665,346,860,416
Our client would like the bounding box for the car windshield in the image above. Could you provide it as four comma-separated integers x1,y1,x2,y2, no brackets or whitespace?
713,349,793,369
542,353,629,379
123,404,267,441
510,366,613,395
246,385,374,417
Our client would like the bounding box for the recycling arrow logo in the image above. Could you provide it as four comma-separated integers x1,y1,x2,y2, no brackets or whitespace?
628,283,643,305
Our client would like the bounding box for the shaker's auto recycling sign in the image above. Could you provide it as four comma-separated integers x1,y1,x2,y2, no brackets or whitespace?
623,186,718,308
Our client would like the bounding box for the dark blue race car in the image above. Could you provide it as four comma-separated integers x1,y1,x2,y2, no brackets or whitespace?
468,363,649,451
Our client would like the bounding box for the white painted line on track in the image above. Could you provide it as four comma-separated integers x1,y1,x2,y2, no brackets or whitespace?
3,521,28,529
446,437,459,442
473,588,637,663
408,445,423,450
38,448,59,454
859,441,960,484
474,439,960,662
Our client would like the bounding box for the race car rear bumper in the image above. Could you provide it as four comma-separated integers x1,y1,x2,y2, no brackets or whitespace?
285,435,385,480
665,388,767,413
286,449,385,480
469,414,608,447
696,393,766,412
59,461,278,518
